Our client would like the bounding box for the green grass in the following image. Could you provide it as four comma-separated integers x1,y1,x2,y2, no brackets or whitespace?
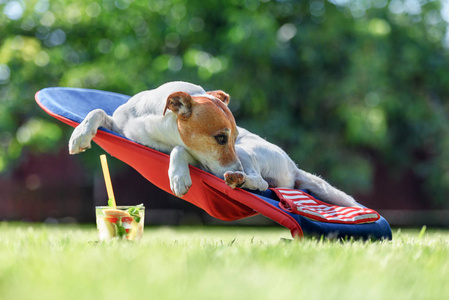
0,223,448,300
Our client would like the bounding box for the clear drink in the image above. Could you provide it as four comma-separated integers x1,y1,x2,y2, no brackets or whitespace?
95,205,145,242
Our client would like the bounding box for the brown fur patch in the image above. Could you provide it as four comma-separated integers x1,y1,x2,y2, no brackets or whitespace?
177,96,239,167
207,90,230,106
164,91,193,119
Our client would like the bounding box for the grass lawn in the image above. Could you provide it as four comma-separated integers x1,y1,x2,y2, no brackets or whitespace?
0,222,448,300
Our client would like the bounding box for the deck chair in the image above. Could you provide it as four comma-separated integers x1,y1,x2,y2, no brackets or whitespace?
36,87,392,240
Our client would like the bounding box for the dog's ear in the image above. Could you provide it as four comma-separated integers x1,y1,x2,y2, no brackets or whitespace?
164,92,194,119
207,90,230,106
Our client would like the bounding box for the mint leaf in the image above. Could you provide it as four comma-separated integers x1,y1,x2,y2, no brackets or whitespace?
108,198,114,207
127,204,143,223
115,218,127,238
117,225,127,238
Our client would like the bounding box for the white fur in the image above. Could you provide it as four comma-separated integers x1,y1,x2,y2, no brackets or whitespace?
69,81,357,206
234,127,357,206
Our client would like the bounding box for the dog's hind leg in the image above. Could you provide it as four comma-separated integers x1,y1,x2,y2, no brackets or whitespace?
294,169,358,207
225,147,269,191
69,109,113,154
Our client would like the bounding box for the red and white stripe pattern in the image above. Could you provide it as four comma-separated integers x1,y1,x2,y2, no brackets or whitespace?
273,188,380,224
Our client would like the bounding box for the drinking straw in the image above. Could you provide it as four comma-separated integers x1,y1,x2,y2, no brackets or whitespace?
100,154,116,208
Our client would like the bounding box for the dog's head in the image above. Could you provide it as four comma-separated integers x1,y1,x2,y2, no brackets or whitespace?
163,90,243,177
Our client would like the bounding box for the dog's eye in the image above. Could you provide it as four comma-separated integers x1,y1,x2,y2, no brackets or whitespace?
214,134,228,145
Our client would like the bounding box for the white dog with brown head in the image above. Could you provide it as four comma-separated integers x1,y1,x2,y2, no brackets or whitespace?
69,81,357,207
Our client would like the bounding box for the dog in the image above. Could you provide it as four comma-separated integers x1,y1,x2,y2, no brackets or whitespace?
69,81,358,207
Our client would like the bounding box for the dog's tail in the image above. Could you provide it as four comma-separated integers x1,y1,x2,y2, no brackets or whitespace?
293,167,358,207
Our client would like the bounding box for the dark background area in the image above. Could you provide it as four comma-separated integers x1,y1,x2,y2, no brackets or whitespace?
1,0,449,227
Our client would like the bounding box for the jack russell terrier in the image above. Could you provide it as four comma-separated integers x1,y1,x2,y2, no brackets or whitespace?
69,81,357,207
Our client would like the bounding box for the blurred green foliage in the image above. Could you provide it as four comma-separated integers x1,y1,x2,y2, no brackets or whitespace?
1,0,449,205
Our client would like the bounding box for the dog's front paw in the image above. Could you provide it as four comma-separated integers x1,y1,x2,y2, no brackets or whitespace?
170,174,192,197
68,125,96,154
224,171,246,189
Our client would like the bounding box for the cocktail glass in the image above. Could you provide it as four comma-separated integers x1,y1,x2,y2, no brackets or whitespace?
95,205,145,242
